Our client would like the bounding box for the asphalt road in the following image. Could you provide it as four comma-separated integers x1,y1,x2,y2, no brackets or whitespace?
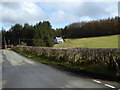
2,50,120,88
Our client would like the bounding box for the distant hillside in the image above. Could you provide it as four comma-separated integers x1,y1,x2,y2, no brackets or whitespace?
54,35,119,48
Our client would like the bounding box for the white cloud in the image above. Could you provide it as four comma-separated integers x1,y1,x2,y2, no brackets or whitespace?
49,10,79,24
79,16,93,22
1,0,119,2
1,1,118,30
1,2,47,27
41,2,118,18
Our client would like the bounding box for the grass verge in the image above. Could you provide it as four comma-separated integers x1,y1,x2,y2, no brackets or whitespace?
12,49,120,82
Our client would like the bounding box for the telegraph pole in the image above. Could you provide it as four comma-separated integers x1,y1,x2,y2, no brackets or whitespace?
4,37,7,49
8,39,10,48
4,37,6,45
19,38,20,45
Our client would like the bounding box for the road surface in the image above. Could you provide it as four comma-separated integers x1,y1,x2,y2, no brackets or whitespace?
1,50,120,88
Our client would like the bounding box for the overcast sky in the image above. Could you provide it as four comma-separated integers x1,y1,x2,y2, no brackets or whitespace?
0,0,119,30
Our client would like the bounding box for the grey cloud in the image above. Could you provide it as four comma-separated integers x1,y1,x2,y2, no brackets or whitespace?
1,2,118,29
2,2,21,9
39,2,117,20
118,1,120,17
74,2,112,19
1,2,47,26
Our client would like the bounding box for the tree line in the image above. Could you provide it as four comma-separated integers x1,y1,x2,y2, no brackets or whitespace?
62,17,120,38
2,21,62,47
1,17,120,47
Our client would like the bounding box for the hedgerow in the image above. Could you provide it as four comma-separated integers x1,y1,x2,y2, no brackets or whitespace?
12,46,120,76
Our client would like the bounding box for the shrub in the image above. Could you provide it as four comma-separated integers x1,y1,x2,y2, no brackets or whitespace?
12,46,120,76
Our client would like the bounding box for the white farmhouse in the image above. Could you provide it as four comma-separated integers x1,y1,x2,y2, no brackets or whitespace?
55,37,64,44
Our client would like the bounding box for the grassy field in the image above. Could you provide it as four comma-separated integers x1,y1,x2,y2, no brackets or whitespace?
54,35,120,48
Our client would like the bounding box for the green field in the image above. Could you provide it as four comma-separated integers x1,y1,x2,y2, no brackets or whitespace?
54,35,120,48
